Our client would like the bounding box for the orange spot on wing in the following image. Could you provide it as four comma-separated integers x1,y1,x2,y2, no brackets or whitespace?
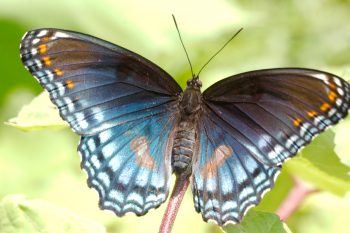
328,91,337,102
293,118,302,127
320,102,331,112
307,111,317,118
42,56,51,66
201,145,233,179
65,80,75,89
42,36,50,41
37,44,47,54
54,68,63,76
329,82,337,89
130,137,155,170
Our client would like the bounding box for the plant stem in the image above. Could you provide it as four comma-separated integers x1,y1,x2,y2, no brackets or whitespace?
158,176,190,233
276,177,318,221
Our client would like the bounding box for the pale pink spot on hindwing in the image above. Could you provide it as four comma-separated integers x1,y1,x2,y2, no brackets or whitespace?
130,136,155,170
201,145,233,179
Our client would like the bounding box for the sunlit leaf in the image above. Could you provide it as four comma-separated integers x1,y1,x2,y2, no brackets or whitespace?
5,91,67,131
223,210,291,233
285,130,350,196
0,195,106,233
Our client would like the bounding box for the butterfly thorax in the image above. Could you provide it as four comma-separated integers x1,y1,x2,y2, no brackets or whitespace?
172,77,202,177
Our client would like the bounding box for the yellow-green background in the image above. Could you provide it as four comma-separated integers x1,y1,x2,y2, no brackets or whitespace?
1,0,350,233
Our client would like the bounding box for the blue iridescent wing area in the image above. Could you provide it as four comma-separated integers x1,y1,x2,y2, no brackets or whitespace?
79,109,178,215
20,29,182,216
192,68,350,225
192,108,281,225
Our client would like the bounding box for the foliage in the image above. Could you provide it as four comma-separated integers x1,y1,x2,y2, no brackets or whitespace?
0,195,106,233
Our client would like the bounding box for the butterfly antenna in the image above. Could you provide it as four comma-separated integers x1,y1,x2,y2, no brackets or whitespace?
197,27,243,77
172,14,195,78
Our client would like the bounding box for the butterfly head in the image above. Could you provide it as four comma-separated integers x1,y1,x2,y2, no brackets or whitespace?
186,76,202,90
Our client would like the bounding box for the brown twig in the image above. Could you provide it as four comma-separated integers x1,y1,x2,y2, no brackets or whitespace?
158,177,190,233
276,177,318,221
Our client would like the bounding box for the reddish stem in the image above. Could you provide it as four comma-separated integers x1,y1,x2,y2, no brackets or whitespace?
276,177,318,221
159,176,190,233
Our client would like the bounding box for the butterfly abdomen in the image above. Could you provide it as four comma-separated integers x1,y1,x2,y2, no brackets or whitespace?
172,81,202,177
172,120,196,177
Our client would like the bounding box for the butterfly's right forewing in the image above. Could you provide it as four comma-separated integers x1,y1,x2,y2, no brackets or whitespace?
20,29,182,135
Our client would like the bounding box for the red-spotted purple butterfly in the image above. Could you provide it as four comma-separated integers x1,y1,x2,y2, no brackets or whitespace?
20,28,350,228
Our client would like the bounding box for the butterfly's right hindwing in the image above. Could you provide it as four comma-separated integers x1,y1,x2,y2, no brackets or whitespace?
79,108,178,216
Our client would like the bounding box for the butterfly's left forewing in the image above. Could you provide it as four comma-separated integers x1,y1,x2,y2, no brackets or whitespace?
20,29,182,216
192,68,350,225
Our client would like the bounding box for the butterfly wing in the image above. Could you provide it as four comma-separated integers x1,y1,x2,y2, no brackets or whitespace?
79,109,178,215
20,28,182,135
192,108,281,225
192,68,350,225
20,29,182,216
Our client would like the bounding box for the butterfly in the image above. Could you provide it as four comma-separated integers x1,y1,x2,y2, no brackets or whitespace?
20,28,350,226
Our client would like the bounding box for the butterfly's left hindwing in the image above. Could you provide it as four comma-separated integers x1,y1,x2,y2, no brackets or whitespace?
192,107,281,225
20,29,182,216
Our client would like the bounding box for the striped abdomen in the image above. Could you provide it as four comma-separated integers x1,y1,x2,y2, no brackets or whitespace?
172,120,196,177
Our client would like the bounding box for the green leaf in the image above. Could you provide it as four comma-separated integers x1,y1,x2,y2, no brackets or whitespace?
0,195,106,233
223,210,291,233
285,130,350,196
287,192,350,233
5,92,67,131
333,117,350,167
254,169,294,213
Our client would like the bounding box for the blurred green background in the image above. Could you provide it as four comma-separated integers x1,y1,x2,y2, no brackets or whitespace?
1,0,350,233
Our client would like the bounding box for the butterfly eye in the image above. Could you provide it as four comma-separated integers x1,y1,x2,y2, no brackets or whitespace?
187,80,192,86
197,79,202,88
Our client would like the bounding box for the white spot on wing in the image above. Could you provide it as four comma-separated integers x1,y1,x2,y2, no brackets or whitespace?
80,119,89,129
54,31,71,38
37,30,49,37
126,192,144,206
34,59,43,68
313,73,329,82
97,172,110,187
285,135,299,149
335,98,343,107
101,142,115,158
31,38,40,45
338,88,344,96
299,122,311,137
222,201,237,212
31,48,38,55
90,155,101,169
99,130,112,143
109,190,124,203
205,177,217,192
334,77,342,86
328,108,337,117
87,138,96,151
109,156,121,171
